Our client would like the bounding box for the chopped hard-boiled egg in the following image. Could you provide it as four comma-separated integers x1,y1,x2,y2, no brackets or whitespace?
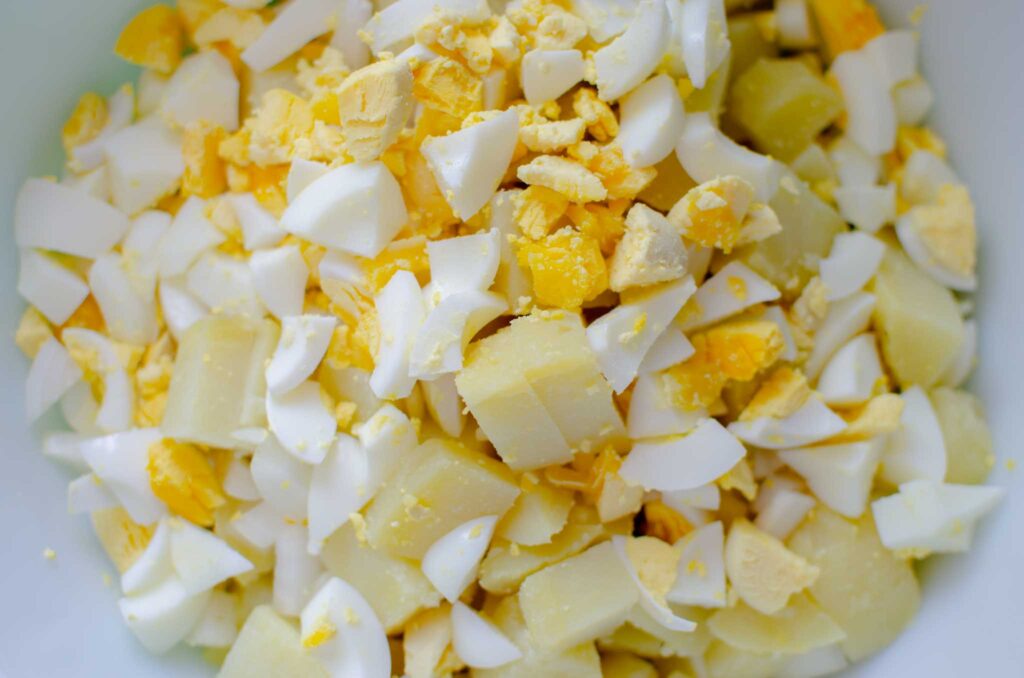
592,0,669,102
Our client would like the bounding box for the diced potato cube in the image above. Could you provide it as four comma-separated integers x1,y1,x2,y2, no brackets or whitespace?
321,523,442,633
730,59,843,161
457,312,625,470
787,507,920,662
873,247,964,388
364,438,520,558
736,175,845,296
162,315,279,448
218,606,328,678
518,542,639,651
636,153,697,213
706,592,845,654
704,640,785,678
479,523,606,594
601,652,658,678
497,481,574,546
472,596,602,678
930,387,995,484
727,16,780,81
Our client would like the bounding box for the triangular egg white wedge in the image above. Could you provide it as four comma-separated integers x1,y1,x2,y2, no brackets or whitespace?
620,418,745,491
616,74,687,168
363,0,491,56
118,576,211,654
158,279,209,342
676,113,782,202
450,601,523,669
829,47,896,155
17,249,90,326
729,398,847,450
666,521,726,608
613,535,697,633
803,291,876,380
168,518,254,595
228,193,286,250
779,438,883,519
67,472,118,515
675,0,730,89
89,252,160,345
80,429,166,525
241,0,339,73
250,434,312,520
25,337,83,422
14,178,130,258
274,523,323,616
301,577,392,678
158,197,226,278
161,51,239,131
186,251,264,318
816,333,884,407
520,49,585,105
103,117,185,216
370,271,425,399
753,488,816,540
627,372,706,439
819,232,886,301
266,315,336,395
249,245,309,320
421,516,498,603
409,291,506,380
62,328,136,432
593,0,670,101
266,380,337,464
880,385,946,485
679,261,780,332
425,229,502,300
833,184,896,233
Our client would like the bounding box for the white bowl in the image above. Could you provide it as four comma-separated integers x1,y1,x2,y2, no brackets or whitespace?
0,1,1021,676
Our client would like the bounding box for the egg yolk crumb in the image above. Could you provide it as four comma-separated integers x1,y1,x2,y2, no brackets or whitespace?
810,0,885,59
147,439,226,527
114,5,184,74
516,227,609,309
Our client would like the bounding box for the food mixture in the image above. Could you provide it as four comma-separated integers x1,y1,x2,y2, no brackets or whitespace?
13,0,1004,675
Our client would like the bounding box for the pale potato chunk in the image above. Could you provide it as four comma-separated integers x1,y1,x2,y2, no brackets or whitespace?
162,315,279,448
518,541,639,651
364,438,520,558
599,607,712,659
321,523,442,633
218,606,327,678
787,507,920,661
601,651,658,678
873,247,964,388
930,387,995,484
704,640,786,678
497,481,574,546
707,592,845,655
472,597,602,678
479,523,606,594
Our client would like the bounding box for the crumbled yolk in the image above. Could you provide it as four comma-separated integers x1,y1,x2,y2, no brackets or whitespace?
572,87,618,142
114,5,183,74
897,126,947,161
135,334,175,427
725,518,820,615
624,535,681,604
337,59,414,162
705,320,785,381
176,0,222,38
515,185,570,240
516,228,609,309
827,393,905,443
147,439,226,527
362,239,431,292
182,121,228,198
324,319,377,372
519,118,587,154
193,7,266,49
665,334,731,411
416,16,495,74
15,306,53,359
245,89,316,167
643,500,693,544
62,92,107,155
717,458,758,501
669,176,755,252
740,367,812,421
546,447,622,502
910,184,977,278
810,0,885,59
394,143,460,237
246,163,290,216
517,155,608,204
303,618,338,648
568,142,657,201
566,203,627,256
61,295,106,334
413,58,483,119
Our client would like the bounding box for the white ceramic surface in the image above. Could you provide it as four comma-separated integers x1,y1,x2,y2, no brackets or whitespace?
0,1,1021,676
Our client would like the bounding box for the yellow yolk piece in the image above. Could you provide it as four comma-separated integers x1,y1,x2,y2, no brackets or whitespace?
15,306,53,359
361,239,431,292
912,184,977,279
246,163,290,216
324,316,378,372
725,518,820,615
568,142,657,201
413,58,483,120
624,535,681,605
147,439,226,527
193,7,266,49
572,87,619,142
668,176,756,252
176,0,222,37
717,458,758,502
62,92,107,156
515,185,570,240
61,294,106,334
704,320,785,381
826,393,905,443
182,121,228,198
566,203,627,256
516,228,609,309
114,5,184,74
665,334,731,411
643,501,693,544
517,155,608,204
245,90,315,166
740,367,812,422
810,0,886,60
337,60,414,162
519,119,587,154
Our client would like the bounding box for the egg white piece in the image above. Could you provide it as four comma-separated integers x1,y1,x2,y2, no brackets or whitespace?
62,328,136,432
676,0,730,89
169,519,254,595
899,150,959,206
520,49,586,105
70,84,136,172
186,590,238,648
14,178,130,258
833,184,896,233
450,601,522,669
282,162,407,257
863,30,919,88
881,386,946,485
940,319,977,387
370,271,425,399
229,193,286,250
103,117,185,217
593,0,669,101
627,372,705,440
222,457,261,502
67,472,119,515
318,249,365,287
230,501,286,550
301,577,392,678
803,292,876,380
161,51,239,131
17,249,90,326
25,337,83,422
422,374,466,437
662,484,721,512
266,316,337,395
790,143,835,185
364,0,491,55
250,434,313,520
816,333,884,406
274,523,324,616
42,431,89,470
775,0,817,49
122,520,173,596
778,644,849,678
422,109,520,221
828,136,882,187
410,291,505,379
819,231,885,301
729,398,848,450
872,480,1003,554
615,74,687,168
667,521,726,608
60,381,103,435
896,209,978,291
122,211,172,297
753,488,816,540
588,276,697,393
137,70,167,117
893,76,934,126
62,165,112,202
571,0,634,42
679,261,781,332
426,229,502,299
830,48,896,155
779,438,883,518
158,279,209,342
638,328,695,374
266,380,337,464
613,535,698,633
488,190,533,308
762,306,798,362
330,0,373,70
158,197,226,278
249,247,307,321
119,577,211,654
676,113,782,202
620,418,745,491
89,253,160,345
395,42,440,67
80,428,166,525
186,251,264,318
286,158,329,204
422,516,499,602
241,0,338,72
